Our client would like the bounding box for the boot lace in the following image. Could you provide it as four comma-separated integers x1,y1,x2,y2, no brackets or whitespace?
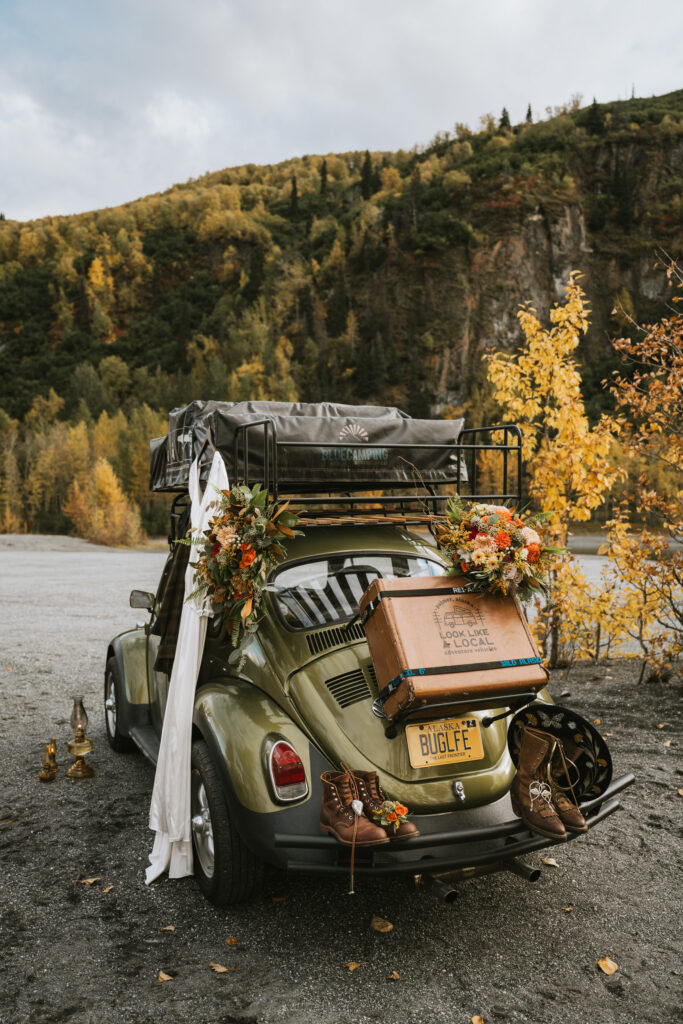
528,779,554,815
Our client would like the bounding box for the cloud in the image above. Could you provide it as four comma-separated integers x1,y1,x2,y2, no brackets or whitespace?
1,0,682,220
144,92,215,143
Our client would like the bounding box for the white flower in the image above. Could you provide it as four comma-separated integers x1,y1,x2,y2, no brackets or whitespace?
521,526,541,546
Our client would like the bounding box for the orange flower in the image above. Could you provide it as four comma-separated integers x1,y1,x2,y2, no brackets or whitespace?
526,542,541,563
394,804,407,816
494,530,512,550
460,561,470,573
239,547,256,569
386,811,397,822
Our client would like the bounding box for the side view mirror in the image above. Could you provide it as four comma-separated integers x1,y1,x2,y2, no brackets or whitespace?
130,589,155,611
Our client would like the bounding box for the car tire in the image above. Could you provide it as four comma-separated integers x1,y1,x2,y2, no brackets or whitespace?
190,738,264,906
104,657,136,753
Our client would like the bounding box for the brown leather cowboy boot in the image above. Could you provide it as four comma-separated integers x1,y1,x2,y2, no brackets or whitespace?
351,769,420,841
320,769,389,846
509,726,566,841
548,740,587,833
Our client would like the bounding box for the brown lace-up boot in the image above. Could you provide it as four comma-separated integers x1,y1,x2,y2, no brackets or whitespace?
509,726,567,841
351,769,420,841
549,740,588,833
319,770,389,846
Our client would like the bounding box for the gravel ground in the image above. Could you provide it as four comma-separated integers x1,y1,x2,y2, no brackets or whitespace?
0,535,681,1024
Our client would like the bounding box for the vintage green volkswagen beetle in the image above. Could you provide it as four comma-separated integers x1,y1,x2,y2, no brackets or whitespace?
104,402,633,905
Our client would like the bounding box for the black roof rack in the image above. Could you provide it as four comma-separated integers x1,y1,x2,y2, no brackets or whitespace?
150,401,523,521
230,420,522,521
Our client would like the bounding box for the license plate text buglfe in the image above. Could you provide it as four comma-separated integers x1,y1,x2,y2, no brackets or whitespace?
405,717,484,768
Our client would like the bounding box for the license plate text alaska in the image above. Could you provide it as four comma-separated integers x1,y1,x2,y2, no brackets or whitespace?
406,717,485,768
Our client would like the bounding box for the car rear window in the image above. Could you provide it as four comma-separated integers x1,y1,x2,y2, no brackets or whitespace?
270,553,443,630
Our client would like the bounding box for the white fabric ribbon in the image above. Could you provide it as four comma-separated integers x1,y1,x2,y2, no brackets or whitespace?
145,451,229,884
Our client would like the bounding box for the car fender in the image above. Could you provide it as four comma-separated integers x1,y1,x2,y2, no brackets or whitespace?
193,680,314,815
107,628,151,736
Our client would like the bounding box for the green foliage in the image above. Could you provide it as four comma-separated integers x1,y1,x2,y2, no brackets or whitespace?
0,91,682,535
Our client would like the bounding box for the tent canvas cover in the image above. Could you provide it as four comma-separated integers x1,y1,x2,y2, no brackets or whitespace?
150,400,466,494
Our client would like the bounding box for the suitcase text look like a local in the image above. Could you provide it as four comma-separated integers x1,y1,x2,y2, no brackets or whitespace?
359,576,548,722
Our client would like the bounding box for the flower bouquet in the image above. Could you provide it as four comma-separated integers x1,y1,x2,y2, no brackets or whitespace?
187,484,302,651
434,496,558,601
371,799,410,834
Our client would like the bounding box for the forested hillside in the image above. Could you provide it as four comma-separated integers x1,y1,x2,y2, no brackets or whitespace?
1,91,682,536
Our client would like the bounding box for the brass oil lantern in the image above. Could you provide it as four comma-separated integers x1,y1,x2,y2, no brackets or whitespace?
66,697,94,779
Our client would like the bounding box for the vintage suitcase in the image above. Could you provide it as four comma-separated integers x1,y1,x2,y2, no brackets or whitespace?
359,576,547,722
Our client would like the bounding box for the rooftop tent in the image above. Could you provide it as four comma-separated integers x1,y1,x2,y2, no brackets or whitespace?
154,400,411,492
149,399,465,494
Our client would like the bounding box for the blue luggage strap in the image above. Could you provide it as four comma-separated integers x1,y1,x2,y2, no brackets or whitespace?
377,658,544,706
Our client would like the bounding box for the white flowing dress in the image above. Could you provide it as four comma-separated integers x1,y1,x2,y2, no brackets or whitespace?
145,451,229,884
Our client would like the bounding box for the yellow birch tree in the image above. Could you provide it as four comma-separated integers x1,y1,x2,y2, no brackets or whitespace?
487,272,622,665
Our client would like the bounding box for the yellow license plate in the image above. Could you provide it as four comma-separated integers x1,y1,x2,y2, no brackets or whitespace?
405,717,484,769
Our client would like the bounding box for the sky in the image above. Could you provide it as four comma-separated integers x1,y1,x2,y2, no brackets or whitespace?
2,0,682,222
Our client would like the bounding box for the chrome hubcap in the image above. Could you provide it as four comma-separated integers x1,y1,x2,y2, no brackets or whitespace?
191,769,214,878
105,674,117,735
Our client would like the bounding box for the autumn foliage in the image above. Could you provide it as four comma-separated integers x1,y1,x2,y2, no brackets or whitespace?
488,263,683,677
62,458,143,547
487,274,622,666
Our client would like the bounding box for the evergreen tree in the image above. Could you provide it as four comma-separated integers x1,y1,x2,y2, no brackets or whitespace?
320,158,328,196
499,107,511,130
586,98,605,136
525,103,533,125
361,150,373,200
290,173,299,216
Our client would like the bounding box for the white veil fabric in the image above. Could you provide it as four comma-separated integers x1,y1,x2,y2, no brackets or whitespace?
145,450,228,884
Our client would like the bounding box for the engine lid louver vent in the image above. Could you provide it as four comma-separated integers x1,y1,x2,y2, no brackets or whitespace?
306,620,366,656
325,669,372,709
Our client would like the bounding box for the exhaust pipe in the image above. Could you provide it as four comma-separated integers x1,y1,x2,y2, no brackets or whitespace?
506,858,541,882
418,858,539,900
425,874,459,902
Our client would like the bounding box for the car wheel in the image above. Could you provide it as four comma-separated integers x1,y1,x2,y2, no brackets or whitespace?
190,739,264,906
104,657,135,752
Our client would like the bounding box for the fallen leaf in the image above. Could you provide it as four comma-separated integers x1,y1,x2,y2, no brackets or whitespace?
603,732,613,737
225,936,238,946
209,962,229,974
271,895,288,903
471,1016,485,1024
597,955,619,976
80,877,101,886
157,970,173,982
345,962,361,972
593,718,601,725
386,970,400,981
656,723,665,729
677,789,683,797
102,885,114,893
160,926,177,932
542,857,559,868
370,916,394,933
663,740,672,748
5,666,13,671
3,820,16,825
563,906,574,913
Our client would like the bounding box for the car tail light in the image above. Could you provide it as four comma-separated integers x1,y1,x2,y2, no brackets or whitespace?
268,740,308,802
